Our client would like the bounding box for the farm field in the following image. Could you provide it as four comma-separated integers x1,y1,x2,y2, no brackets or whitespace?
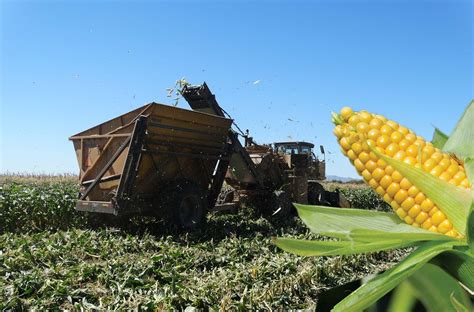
0,174,408,310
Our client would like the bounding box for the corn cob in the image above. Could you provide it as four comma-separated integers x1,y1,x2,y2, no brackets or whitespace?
333,107,471,238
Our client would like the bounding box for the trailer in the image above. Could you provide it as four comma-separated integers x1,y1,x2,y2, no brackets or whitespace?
69,103,234,229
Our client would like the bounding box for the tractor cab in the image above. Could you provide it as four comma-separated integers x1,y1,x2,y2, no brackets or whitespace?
274,141,315,156
274,141,326,180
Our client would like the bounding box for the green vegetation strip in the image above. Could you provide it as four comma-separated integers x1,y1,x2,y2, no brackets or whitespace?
0,178,404,310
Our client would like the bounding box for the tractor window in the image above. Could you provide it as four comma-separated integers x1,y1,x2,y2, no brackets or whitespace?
285,147,298,154
300,146,312,154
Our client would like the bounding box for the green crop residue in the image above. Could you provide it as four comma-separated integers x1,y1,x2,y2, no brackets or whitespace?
0,178,406,310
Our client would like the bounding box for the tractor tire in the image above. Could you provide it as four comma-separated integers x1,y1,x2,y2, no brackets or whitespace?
308,181,330,205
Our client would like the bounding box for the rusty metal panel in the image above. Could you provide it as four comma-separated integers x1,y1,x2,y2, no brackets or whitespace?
76,200,116,214
70,103,233,212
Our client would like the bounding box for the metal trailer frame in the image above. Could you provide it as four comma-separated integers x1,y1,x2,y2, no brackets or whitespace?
70,103,234,216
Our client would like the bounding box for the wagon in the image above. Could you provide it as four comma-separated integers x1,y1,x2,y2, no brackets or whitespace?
69,103,234,228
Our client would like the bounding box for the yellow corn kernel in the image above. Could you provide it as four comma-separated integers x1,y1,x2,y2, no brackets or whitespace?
421,219,432,229
405,145,419,158
415,211,428,224
439,172,451,182
394,189,408,203
430,165,443,177
369,118,383,129
401,198,415,211
396,208,407,218
385,143,399,157
438,158,451,170
351,142,363,155
407,185,419,197
407,204,420,217
367,129,380,140
379,175,393,189
340,107,353,121
460,179,471,188
348,115,361,127
386,120,398,129
399,178,412,190
359,152,370,164
403,156,417,166
445,230,457,237
383,193,392,203
375,186,385,196
380,124,393,136
376,135,390,149
437,219,452,234
405,133,417,144
391,170,403,183
431,211,446,226
431,152,443,163
390,200,400,210
393,151,406,161
354,159,365,172
377,159,387,169
359,111,372,123
368,179,379,189
365,160,377,172
404,215,414,224
399,139,410,150
372,168,385,182
423,158,436,172
420,198,434,212
429,207,439,217
414,192,426,205
340,137,351,150
347,150,357,161
361,169,372,181
387,183,401,197
398,126,409,135
385,165,395,175
356,122,370,133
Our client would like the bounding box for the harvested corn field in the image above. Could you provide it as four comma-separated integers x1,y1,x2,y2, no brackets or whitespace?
0,175,407,310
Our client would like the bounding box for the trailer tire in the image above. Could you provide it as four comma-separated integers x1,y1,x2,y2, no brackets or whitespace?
172,182,207,230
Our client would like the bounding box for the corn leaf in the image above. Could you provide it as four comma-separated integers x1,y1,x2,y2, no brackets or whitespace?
274,237,417,256
406,263,472,312
370,145,473,236
442,100,474,159
295,204,455,242
435,248,474,291
450,293,470,312
468,203,474,254
332,241,458,312
464,157,474,187
431,127,449,149
386,281,416,312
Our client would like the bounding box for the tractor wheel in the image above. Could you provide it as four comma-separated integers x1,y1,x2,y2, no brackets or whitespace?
308,181,327,205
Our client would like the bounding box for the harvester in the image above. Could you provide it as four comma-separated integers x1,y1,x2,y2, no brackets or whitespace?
70,83,348,229
182,83,349,215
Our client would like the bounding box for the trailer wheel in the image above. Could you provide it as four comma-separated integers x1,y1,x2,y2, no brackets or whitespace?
173,183,207,230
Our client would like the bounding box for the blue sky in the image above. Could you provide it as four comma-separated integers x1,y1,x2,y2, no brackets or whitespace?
1,0,472,178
